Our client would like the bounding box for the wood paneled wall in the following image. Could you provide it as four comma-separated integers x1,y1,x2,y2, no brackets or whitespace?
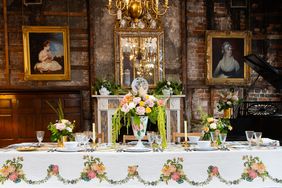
0,91,82,147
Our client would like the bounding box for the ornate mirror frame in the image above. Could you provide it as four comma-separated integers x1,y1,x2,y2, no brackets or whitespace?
114,28,165,88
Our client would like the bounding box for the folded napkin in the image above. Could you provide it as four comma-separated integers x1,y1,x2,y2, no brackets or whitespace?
261,138,280,146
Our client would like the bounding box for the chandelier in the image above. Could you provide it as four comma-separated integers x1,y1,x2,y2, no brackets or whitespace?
107,0,169,23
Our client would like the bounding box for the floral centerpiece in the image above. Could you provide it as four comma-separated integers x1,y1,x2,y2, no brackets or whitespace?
112,90,167,148
199,109,232,141
47,99,75,142
217,88,241,112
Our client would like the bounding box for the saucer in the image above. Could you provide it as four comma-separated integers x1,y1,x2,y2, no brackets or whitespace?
56,147,83,152
194,147,217,151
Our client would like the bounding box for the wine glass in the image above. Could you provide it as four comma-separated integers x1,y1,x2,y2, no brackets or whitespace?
245,131,254,148
36,131,45,147
219,133,227,149
254,132,262,147
147,131,155,148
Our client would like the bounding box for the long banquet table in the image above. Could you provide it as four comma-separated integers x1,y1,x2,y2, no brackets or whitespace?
1,143,282,188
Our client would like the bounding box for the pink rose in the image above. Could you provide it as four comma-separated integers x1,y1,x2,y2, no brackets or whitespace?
248,169,258,179
157,99,164,106
87,170,96,179
9,172,18,182
121,104,130,113
211,167,219,176
136,106,145,115
171,172,180,181
145,99,154,108
52,165,59,175
55,123,66,131
133,97,141,104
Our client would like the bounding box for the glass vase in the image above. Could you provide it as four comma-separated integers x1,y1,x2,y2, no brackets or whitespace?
57,136,68,147
223,108,231,118
131,116,148,149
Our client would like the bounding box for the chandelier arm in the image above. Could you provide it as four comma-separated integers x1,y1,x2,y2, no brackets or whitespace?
107,8,118,16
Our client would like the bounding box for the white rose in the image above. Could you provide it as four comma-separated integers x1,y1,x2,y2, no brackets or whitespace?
66,127,72,132
210,123,217,129
128,102,136,109
232,95,238,102
227,101,232,106
61,119,71,125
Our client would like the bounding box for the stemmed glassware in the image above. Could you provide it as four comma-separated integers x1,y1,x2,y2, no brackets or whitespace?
36,131,45,147
254,132,262,147
210,132,219,147
147,131,155,148
219,133,227,149
245,131,254,148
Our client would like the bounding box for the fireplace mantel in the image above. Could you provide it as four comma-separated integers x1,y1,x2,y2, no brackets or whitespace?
92,95,185,143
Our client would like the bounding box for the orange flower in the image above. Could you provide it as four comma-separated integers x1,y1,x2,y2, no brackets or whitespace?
203,126,209,133
161,165,171,176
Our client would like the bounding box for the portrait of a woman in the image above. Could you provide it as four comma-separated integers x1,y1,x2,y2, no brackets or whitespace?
213,42,243,78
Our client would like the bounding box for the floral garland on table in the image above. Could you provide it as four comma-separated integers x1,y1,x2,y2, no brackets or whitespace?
112,91,167,148
0,155,282,186
46,99,75,141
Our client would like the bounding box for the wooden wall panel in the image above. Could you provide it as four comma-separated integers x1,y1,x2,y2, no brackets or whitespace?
0,91,82,147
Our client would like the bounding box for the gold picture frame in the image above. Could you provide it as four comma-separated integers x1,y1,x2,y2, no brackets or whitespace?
206,31,251,85
23,26,70,80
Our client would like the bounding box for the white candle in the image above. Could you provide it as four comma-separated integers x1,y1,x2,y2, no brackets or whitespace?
184,121,187,142
92,123,96,143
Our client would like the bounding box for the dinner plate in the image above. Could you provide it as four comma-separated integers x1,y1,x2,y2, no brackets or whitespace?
56,148,83,152
123,148,151,152
127,141,149,146
194,147,217,151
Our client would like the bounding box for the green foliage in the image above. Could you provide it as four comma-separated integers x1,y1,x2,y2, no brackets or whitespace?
154,80,182,95
46,99,64,120
92,78,127,95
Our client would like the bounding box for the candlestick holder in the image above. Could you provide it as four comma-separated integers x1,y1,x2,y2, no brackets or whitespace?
181,141,190,149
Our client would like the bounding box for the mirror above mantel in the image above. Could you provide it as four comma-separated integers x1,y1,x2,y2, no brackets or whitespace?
114,29,165,87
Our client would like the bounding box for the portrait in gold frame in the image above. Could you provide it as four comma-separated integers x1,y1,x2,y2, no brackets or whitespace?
22,26,70,80
206,31,251,85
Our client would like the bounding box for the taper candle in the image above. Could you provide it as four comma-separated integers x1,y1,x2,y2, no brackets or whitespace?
184,121,187,142
92,123,96,143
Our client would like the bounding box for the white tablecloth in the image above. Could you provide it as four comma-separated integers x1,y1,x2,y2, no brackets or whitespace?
1,146,282,188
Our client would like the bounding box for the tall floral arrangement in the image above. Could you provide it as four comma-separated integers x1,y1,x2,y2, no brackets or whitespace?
217,89,241,112
46,99,75,142
112,91,167,148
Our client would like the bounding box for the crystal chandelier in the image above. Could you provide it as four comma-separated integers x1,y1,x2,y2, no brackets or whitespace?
107,0,169,23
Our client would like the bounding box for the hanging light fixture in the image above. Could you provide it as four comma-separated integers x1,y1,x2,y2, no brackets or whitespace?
107,0,169,23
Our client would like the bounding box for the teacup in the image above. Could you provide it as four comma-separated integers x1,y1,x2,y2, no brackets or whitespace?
188,136,200,143
197,141,211,148
64,141,78,150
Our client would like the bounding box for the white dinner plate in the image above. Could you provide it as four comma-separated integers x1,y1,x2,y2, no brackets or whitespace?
7,143,37,148
127,141,149,146
56,148,83,152
123,148,151,152
194,147,217,151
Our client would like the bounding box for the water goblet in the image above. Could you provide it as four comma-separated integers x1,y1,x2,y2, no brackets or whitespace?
147,131,155,148
154,134,162,151
245,131,254,148
210,132,219,147
36,131,45,147
254,132,262,147
219,133,227,149
75,133,85,148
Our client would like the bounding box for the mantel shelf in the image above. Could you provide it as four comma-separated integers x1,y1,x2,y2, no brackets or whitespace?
92,95,186,98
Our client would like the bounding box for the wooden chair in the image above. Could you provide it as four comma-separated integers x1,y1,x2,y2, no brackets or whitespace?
123,135,148,144
172,132,202,143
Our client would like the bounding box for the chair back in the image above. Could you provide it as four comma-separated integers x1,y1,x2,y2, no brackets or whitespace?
172,132,202,143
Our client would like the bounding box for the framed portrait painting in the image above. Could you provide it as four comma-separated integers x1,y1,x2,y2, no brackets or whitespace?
206,31,251,85
22,26,70,80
